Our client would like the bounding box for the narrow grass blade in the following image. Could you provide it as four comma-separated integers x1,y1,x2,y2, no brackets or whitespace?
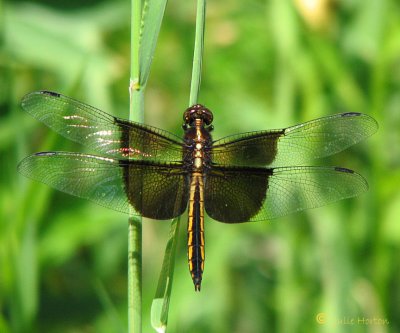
139,0,169,88
151,1,206,330
151,217,181,332
189,0,206,106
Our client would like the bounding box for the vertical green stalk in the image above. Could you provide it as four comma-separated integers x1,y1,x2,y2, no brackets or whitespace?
151,0,206,331
129,0,143,332
127,216,142,333
189,0,206,106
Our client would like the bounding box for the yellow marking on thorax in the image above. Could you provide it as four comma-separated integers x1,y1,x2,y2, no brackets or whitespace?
193,120,204,171
195,119,202,141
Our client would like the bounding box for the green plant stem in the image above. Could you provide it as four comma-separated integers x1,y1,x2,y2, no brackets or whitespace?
130,0,140,85
128,0,143,332
189,0,206,106
128,217,142,333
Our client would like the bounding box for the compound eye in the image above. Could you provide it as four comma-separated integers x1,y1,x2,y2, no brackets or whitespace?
183,110,194,125
203,110,213,125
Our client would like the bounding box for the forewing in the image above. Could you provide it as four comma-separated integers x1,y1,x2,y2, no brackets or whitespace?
205,166,368,222
21,91,183,161
17,152,189,219
211,113,378,167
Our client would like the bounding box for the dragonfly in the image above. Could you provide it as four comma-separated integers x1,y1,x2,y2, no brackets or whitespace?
18,91,378,291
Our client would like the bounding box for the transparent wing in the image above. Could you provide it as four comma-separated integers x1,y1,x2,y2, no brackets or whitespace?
17,152,189,219
21,91,184,161
205,165,368,222
211,113,378,167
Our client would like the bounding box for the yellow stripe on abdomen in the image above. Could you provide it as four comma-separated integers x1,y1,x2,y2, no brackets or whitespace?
187,173,205,291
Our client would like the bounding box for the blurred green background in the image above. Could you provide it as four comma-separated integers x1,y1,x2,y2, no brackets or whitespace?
1,0,399,332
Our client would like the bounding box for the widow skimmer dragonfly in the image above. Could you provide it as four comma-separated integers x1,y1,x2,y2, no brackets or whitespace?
18,91,378,291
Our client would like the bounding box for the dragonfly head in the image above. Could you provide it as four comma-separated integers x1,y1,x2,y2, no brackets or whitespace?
183,104,213,128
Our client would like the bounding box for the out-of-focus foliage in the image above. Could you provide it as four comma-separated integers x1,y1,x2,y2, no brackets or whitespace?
1,0,399,332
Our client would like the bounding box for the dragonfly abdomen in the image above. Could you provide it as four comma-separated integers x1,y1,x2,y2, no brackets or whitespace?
187,173,205,291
